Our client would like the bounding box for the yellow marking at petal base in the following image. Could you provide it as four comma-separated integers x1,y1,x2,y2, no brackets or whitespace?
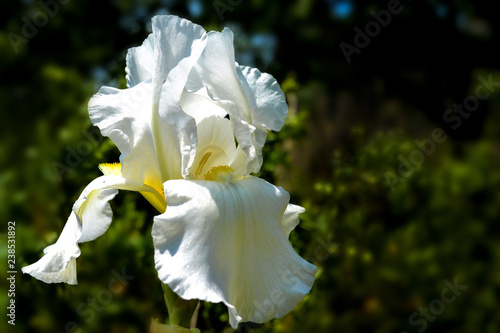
140,190,167,213
99,163,122,176
156,187,165,199
204,165,235,182
142,178,166,213
195,152,212,176
99,162,166,213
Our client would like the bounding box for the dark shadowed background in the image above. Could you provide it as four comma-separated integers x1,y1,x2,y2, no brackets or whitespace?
1,0,500,332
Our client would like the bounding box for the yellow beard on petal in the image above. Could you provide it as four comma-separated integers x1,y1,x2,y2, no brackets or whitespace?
155,187,165,200
204,165,235,182
98,162,166,213
98,162,122,176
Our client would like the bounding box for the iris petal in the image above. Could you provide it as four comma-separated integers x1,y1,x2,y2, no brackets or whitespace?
22,175,166,284
126,33,155,88
152,176,316,328
188,116,237,180
281,204,306,239
188,28,287,174
92,16,210,182
152,16,207,177
22,213,81,284
89,82,182,188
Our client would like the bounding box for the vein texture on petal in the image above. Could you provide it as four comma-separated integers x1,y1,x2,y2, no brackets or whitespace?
152,177,316,328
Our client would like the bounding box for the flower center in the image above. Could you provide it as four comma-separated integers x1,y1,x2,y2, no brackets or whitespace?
204,165,235,182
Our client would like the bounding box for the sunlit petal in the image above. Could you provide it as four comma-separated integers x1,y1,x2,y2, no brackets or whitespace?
22,213,81,284
99,162,167,213
188,28,287,174
93,16,211,181
126,33,155,88
76,175,165,241
152,177,317,327
188,116,237,180
180,87,228,123
235,64,287,132
89,82,182,188
152,15,208,177
281,204,306,239
22,175,165,284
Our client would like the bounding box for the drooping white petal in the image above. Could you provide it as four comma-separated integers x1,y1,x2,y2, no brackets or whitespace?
188,28,288,174
89,82,182,188
126,33,155,88
22,212,81,284
22,175,165,284
152,177,317,328
76,175,165,241
281,204,306,239
75,183,119,243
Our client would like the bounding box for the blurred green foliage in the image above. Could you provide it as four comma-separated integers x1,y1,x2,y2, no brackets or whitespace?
1,0,500,333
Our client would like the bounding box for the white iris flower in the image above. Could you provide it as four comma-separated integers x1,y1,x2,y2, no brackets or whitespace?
23,15,317,328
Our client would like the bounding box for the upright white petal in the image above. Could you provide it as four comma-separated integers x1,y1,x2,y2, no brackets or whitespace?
188,116,237,180
93,16,210,181
126,33,155,88
89,82,182,188
152,15,208,177
180,87,228,123
152,16,206,86
22,175,165,284
180,89,247,178
152,177,317,328
236,64,288,132
189,28,288,174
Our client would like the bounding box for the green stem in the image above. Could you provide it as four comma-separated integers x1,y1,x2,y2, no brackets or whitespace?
161,283,199,328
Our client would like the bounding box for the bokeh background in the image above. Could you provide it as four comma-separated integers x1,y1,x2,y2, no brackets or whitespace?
1,0,500,332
